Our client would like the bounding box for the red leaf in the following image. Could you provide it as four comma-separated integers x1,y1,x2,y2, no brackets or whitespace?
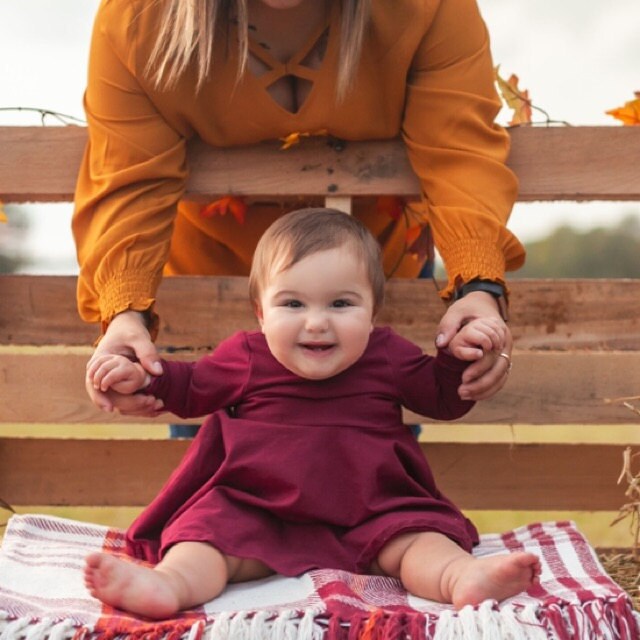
200,196,247,224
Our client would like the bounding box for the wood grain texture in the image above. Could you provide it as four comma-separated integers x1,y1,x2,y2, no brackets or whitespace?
2,276,640,350
0,351,637,425
1,127,639,202
506,126,640,201
0,438,627,510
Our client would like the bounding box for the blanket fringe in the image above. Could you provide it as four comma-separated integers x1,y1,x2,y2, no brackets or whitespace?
207,607,325,640
0,616,78,640
431,601,546,640
537,594,639,640
2,595,639,640
428,596,640,640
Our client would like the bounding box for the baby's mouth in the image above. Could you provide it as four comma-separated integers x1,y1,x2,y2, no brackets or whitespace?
300,342,335,352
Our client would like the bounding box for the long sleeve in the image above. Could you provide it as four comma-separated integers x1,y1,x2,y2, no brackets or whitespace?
383,329,474,421
401,0,525,298
146,332,251,418
72,0,188,326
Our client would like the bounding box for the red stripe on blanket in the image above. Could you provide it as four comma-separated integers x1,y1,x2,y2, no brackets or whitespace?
0,515,637,640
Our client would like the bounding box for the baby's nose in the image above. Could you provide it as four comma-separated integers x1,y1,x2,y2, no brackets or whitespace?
305,310,329,331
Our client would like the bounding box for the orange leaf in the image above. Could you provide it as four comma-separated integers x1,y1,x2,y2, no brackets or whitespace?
280,129,328,150
606,92,640,126
200,196,247,224
494,66,533,126
280,132,306,149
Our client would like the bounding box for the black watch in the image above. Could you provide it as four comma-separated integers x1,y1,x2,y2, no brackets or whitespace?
453,279,508,321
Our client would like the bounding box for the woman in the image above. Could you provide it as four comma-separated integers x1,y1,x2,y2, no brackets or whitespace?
73,0,525,415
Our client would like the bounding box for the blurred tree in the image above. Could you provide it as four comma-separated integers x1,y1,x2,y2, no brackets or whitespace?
0,206,30,273
514,214,640,278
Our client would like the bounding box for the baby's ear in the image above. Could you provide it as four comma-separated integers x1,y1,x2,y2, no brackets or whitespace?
254,303,265,329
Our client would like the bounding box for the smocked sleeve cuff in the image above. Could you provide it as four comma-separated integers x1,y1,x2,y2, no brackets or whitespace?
437,237,507,300
99,270,162,339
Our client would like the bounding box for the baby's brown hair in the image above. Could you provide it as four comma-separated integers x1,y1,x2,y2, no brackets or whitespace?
249,208,385,316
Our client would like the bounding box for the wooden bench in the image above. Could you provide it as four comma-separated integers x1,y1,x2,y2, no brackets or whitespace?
1,126,640,537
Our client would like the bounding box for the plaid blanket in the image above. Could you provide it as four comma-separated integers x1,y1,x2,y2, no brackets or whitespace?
0,514,637,639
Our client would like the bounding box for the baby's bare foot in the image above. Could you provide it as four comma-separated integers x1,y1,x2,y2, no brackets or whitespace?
450,552,541,609
84,553,181,619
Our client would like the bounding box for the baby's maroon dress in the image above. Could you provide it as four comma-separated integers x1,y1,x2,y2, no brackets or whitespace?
126,327,479,574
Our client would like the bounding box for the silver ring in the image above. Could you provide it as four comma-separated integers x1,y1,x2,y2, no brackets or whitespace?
498,352,513,373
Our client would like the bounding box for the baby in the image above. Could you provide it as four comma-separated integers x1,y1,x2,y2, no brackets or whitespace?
85,208,539,618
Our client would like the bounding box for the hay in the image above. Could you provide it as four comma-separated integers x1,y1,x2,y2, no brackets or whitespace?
598,548,640,610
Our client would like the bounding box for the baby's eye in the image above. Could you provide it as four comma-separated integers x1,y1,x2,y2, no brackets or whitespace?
332,299,353,308
282,299,303,308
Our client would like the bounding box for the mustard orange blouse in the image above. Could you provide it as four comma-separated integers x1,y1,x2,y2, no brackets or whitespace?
73,0,525,326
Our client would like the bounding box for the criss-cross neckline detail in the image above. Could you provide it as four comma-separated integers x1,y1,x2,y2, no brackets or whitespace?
245,6,335,116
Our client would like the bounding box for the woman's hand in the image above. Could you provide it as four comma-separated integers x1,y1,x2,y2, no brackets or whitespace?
85,310,165,415
436,291,513,401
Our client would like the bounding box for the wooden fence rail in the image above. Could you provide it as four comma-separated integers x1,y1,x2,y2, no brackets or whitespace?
1,126,640,202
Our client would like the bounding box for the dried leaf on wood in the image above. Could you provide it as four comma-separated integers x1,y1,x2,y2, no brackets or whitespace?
494,66,533,126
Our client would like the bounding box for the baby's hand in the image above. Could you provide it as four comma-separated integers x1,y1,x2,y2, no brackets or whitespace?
447,317,506,361
86,354,150,395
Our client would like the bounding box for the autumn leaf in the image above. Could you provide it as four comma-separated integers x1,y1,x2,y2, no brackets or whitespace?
200,196,247,224
0,202,7,223
606,92,640,125
494,66,533,126
280,132,307,150
280,129,328,150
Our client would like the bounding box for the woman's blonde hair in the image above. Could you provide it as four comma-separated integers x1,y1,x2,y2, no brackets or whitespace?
146,0,370,101
249,208,385,315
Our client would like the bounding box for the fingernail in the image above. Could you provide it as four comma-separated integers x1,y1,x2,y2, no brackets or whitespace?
435,333,445,347
152,361,163,375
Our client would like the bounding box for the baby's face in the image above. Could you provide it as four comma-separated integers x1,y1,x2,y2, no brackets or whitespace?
256,247,374,380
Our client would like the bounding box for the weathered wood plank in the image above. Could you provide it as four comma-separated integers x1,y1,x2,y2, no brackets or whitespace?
2,276,640,350
0,439,190,507
426,442,628,511
506,126,640,201
0,127,86,202
0,351,637,425
0,438,628,510
1,127,639,202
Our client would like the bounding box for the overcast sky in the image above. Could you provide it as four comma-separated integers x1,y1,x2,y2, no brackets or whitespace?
1,0,639,271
